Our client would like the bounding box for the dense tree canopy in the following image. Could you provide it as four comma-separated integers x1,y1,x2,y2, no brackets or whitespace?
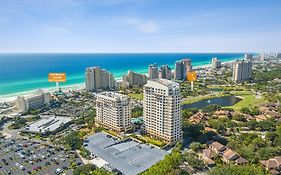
64,131,82,150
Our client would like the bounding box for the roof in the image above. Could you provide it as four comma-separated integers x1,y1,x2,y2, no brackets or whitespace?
96,92,129,101
145,79,179,90
211,142,225,151
223,149,239,160
202,149,214,159
26,116,71,133
235,157,248,164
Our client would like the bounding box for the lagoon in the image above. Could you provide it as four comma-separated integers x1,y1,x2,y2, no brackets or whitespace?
182,96,241,109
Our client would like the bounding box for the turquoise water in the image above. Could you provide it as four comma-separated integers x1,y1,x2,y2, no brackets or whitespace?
0,53,246,96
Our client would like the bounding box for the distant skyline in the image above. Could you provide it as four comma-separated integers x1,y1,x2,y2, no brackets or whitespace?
0,0,281,53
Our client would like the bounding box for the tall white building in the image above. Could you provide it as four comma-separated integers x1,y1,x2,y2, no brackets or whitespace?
16,89,51,112
95,92,131,132
122,70,147,87
211,57,222,69
159,65,172,80
232,60,252,83
143,79,182,145
85,67,116,91
148,64,159,79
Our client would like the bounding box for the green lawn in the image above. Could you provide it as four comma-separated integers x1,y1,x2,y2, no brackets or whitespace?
182,93,229,104
224,91,265,111
128,93,143,100
131,134,166,147
143,136,166,147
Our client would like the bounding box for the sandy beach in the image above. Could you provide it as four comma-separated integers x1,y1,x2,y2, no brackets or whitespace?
0,59,237,103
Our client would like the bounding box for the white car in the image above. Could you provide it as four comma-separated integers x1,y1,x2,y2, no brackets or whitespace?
56,168,62,174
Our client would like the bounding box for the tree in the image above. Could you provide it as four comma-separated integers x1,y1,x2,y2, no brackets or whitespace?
132,106,143,118
232,114,246,122
251,107,261,115
208,164,268,175
202,104,221,114
64,131,82,150
184,151,205,170
73,164,95,175
240,107,251,114
189,142,203,151
142,148,183,175
182,108,198,119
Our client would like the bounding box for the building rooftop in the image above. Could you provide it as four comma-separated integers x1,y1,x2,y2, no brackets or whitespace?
145,79,179,89
25,115,71,133
85,132,167,175
96,92,129,101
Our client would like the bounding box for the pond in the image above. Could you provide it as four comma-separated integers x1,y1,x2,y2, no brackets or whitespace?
182,95,242,109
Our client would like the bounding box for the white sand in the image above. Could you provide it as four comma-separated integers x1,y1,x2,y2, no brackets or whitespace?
0,60,236,103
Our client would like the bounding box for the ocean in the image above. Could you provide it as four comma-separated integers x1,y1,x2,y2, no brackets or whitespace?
0,53,246,96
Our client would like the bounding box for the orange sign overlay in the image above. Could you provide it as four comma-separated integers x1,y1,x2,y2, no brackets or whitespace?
48,73,66,82
187,72,197,82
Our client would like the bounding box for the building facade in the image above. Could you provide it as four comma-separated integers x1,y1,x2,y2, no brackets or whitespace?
174,58,192,80
211,57,222,69
182,58,192,76
95,92,131,132
16,89,51,112
244,54,253,62
143,79,182,145
85,66,116,91
232,60,252,83
158,65,172,80
148,64,159,79
123,70,147,87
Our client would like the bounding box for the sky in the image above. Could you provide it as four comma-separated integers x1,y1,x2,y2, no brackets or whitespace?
0,0,280,53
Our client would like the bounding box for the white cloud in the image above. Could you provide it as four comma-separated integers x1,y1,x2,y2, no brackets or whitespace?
120,17,159,33
136,21,158,33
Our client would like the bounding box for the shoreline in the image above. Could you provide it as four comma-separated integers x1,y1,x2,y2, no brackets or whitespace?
0,59,237,103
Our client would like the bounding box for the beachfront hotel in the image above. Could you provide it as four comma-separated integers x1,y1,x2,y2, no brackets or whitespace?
16,89,51,112
143,79,182,145
148,63,159,79
232,60,252,83
95,92,131,132
211,57,222,69
85,66,116,91
174,58,192,80
122,70,147,87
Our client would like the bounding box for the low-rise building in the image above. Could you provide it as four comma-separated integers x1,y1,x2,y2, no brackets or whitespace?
260,156,281,175
202,149,215,167
24,115,71,134
188,112,205,124
210,142,227,155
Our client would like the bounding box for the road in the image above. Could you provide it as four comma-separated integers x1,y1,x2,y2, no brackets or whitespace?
2,121,20,139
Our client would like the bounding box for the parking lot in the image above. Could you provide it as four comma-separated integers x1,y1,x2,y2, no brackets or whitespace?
0,136,83,175
85,132,168,175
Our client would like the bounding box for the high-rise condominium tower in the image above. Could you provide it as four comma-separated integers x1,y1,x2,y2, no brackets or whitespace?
232,60,252,83
85,66,116,91
174,58,192,80
95,92,131,132
143,79,182,145
148,63,159,79
159,65,172,80
211,57,222,69
122,70,147,87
